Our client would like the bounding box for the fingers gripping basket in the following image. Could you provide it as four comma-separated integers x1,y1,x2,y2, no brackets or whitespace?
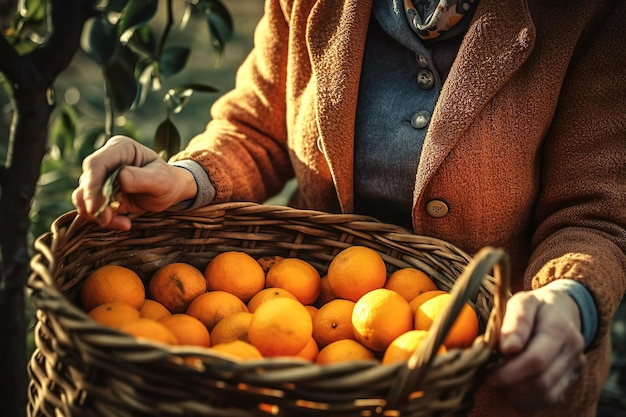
27,202,510,417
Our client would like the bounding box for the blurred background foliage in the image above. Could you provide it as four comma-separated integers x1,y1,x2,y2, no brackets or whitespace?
0,0,624,415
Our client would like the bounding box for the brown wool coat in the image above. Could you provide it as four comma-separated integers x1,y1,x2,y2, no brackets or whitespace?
172,0,626,415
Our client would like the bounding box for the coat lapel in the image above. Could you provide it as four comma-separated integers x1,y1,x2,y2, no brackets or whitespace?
307,0,374,213
414,0,536,203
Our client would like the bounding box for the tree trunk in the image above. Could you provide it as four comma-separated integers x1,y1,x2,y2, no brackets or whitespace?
0,2,95,415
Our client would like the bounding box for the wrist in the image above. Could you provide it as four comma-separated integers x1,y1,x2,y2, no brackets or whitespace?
171,165,198,203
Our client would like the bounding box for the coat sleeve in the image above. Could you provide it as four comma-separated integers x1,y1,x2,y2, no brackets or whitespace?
169,0,295,203
526,0,626,349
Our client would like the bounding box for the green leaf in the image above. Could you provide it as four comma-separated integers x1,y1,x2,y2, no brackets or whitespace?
163,83,218,114
19,0,46,23
135,57,157,107
127,25,157,59
159,46,191,77
48,103,78,159
118,0,158,44
76,128,107,161
81,15,119,66
104,45,139,114
153,118,181,160
206,1,233,62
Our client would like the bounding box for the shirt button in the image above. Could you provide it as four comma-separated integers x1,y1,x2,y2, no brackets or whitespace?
426,199,449,218
411,111,431,129
317,136,325,153
416,54,428,68
417,69,435,90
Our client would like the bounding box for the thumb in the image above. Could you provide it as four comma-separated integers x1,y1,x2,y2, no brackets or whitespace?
499,292,541,355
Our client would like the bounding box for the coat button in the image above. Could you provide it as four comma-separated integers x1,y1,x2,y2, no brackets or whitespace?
426,199,449,218
417,69,435,90
317,136,325,153
411,111,431,129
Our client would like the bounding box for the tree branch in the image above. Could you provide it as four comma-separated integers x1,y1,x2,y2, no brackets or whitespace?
0,33,21,82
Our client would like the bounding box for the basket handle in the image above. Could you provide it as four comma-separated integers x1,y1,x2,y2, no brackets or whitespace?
386,246,511,408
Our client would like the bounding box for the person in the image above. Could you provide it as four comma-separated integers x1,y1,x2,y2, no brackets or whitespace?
71,0,626,415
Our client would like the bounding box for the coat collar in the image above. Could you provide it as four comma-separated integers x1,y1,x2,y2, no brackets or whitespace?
306,0,535,214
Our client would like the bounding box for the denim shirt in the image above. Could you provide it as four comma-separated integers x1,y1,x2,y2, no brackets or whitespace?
353,0,472,228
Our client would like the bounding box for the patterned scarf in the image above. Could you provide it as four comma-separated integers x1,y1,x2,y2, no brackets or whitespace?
403,0,476,41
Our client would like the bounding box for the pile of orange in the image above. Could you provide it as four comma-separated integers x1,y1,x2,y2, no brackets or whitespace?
79,246,480,365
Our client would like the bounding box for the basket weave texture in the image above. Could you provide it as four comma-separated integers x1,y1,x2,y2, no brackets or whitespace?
27,202,509,417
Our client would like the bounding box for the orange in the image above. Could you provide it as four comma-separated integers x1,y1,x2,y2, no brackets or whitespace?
119,317,179,345
381,330,447,365
210,311,253,345
295,337,320,361
312,299,356,347
80,264,145,311
88,302,140,329
139,299,172,320
158,313,211,348
414,293,479,349
315,339,375,365
256,255,284,274
351,288,413,352
186,290,249,332
327,246,387,302
316,275,337,306
409,290,448,314
210,340,263,362
247,287,297,313
384,268,437,302
265,258,321,305
248,297,312,357
304,305,319,321
148,262,207,313
204,251,265,302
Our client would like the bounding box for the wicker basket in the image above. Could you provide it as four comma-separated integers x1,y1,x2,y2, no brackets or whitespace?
27,202,510,417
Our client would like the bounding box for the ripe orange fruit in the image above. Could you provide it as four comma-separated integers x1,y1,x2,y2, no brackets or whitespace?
381,330,447,365
210,340,263,361
414,293,479,349
186,290,249,332
210,311,253,345
248,297,312,357
247,287,297,313
384,268,437,302
80,265,145,311
304,305,319,321
312,299,356,347
409,290,447,314
351,288,413,352
315,339,375,365
119,317,179,345
148,262,207,313
88,302,140,329
204,251,265,302
295,337,319,361
265,258,321,305
316,275,337,306
139,299,172,320
327,246,387,302
158,313,211,348
256,255,284,274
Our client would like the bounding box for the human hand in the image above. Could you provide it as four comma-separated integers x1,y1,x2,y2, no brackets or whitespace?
71,136,197,230
487,285,585,412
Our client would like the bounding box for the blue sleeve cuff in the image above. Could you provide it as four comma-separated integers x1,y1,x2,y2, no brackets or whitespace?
168,160,216,210
544,279,598,350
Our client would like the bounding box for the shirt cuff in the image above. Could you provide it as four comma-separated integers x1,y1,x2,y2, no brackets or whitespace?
544,278,598,350
168,160,216,210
